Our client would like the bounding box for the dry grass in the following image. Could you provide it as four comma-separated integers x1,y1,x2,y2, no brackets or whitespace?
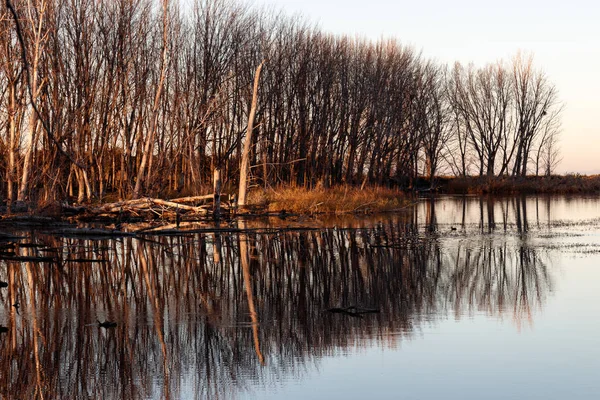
249,185,409,214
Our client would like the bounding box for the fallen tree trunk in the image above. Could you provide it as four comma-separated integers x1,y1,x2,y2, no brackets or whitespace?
144,198,209,213
95,197,210,214
168,194,215,203
53,228,137,237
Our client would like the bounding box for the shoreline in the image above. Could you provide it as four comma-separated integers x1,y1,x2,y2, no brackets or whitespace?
0,176,599,226
434,175,600,195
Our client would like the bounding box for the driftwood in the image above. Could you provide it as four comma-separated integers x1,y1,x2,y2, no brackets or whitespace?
56,192,240,224
144,198,209,212
168,194,215,203
134,221,209,234
94,197,210,214
53,228,136,237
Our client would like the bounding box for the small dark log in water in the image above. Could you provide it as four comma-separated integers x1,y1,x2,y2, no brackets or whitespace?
97,320,117,328
0,325,8,334
12,297,20,315
326,306,380,318
327,308,363,318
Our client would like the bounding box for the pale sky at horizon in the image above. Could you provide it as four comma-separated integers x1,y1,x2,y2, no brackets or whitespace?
248,0,600,174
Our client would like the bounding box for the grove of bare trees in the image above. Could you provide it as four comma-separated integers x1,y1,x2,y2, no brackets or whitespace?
0,0,562,206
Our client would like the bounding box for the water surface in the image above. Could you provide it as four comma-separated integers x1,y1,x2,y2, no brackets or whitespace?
0,195,599,399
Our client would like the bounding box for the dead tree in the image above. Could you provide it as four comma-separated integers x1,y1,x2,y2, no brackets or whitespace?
238,60,265,207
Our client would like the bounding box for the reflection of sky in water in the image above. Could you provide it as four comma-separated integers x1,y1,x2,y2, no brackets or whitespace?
417,195,600,225
251,257,600,400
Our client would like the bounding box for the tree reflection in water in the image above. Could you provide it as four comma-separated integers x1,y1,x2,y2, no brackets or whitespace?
0,197,554,399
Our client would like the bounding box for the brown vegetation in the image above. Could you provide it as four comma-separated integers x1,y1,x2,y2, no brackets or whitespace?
251,185,410,214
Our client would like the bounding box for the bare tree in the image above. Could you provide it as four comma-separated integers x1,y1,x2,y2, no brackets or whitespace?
0,11,23,205
416,62,451,184
238,60,265,207
450,62,512,176
133,0,169,199
536,109,562,176
510,52,560,176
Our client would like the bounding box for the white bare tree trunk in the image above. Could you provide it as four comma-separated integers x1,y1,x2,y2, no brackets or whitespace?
238,60,265,207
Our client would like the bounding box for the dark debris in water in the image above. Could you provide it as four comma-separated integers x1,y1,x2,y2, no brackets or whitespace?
97,320,118,329
327,306,380,318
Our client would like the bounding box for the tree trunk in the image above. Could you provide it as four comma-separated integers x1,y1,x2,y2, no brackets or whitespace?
7,82,17,206
133,0,169,199
213,168,221,219
19,116,39,201
238,60,265,207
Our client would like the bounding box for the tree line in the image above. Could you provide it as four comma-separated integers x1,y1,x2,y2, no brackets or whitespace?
0,0,562,205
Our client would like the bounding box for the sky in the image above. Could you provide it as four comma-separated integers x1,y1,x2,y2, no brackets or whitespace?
249,0,600,174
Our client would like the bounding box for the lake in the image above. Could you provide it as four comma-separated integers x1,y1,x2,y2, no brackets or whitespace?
1,195,599,399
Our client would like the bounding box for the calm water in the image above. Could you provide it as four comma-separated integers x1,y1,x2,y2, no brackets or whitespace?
1,195,599,399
